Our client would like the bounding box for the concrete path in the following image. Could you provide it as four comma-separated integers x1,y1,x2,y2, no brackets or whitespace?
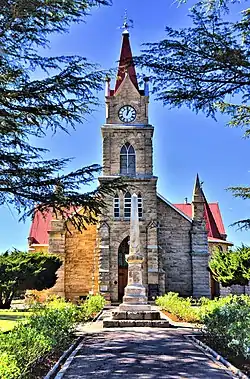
61,328,236,379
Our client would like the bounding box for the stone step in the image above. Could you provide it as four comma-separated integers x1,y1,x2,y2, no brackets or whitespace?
103,318,170,328
112,310,161,320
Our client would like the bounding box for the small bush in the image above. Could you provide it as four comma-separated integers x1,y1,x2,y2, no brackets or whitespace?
0,297,77,378
156,292,200,322
77,294,106,321
0,295,106,378
29,298,77,349
202,299,250,359
0,352,20,379
156,292,250,324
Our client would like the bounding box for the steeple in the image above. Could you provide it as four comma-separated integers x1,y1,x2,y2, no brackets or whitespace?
192,173,204,203
114,18,139,93
192,173,205,221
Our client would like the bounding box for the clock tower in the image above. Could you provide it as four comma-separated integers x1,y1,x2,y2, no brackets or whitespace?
98,26,164,302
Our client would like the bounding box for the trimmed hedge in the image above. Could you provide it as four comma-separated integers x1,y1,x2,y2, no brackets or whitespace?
156,292,250,323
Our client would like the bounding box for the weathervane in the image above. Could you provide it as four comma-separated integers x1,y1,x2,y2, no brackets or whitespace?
120,10,133,34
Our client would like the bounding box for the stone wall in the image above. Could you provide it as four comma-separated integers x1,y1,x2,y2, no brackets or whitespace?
48,218,66,298
220,284,250,296
157,196,193,296
64,223,98,302
105,74,149,125
98,177,159,302
102,126,154,177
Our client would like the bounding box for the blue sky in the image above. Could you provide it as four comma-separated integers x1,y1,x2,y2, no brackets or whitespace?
1,0,250,251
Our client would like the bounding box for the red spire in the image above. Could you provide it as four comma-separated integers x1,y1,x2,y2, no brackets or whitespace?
114,31,139,93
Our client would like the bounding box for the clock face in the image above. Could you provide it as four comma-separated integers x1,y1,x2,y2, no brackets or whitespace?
118,105,136,123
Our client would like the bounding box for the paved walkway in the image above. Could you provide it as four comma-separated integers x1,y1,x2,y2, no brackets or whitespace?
61,327,236,379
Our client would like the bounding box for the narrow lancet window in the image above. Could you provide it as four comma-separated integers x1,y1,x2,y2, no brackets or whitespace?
138,193,143,219
114,194,120,218
120,143,136,175
124,192,131,219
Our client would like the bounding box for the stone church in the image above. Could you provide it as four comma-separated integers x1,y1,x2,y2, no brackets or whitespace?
28,28,233,302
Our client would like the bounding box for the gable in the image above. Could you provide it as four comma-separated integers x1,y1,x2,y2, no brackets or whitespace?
157,193,192,223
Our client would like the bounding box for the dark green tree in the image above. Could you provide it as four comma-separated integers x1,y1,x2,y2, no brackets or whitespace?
0,0,124,231
137,1,250,229
209,245,250,287
0,250,62,308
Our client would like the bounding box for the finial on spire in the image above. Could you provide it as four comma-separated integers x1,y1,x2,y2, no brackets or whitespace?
121,10,133,35
193,173,204,202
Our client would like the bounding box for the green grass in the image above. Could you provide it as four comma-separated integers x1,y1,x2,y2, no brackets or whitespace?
0,311,31,332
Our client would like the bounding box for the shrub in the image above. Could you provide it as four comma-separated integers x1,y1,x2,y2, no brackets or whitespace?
0,297,77,378
0,352,20,379
156,292,250,324
77,294,106,321
0,325,51,378
202,299,250,359
0,295,106,378
156,292,200,322
29,297,77,349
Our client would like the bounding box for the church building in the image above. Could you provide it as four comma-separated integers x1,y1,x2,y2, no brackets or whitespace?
28,27,233,302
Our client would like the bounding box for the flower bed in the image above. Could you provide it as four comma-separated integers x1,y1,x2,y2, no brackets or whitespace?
0,294,106,379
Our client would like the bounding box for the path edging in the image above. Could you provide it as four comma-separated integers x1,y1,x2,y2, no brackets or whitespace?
44,336,82,379
44,310,104,378
54,339,85,379
187,335,249,379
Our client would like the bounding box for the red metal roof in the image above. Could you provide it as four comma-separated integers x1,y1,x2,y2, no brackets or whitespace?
174,202,226,238
114,32,139,94
29,200,226,246
28,209,52,245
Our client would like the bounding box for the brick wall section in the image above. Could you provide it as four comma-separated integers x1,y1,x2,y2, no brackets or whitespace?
64,223,98,302
157,197,193,297
48,218,66,298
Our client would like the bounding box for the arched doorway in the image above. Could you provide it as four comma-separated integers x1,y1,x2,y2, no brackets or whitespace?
118,236,129,301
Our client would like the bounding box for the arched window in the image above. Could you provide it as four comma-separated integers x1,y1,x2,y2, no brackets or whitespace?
138,193,143,219
114,194,120,218
124,192,131,219
120,143,136,175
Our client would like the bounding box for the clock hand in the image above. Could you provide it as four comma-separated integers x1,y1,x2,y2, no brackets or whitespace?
126,107,129,116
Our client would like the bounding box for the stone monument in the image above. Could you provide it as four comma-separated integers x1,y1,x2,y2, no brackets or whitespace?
103,194,169,327
119,193,151,311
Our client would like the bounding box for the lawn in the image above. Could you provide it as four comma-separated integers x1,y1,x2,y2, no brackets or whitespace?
0,311,31,332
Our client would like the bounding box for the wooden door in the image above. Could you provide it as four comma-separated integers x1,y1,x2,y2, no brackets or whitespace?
118,267,128,301
118,236,129,301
